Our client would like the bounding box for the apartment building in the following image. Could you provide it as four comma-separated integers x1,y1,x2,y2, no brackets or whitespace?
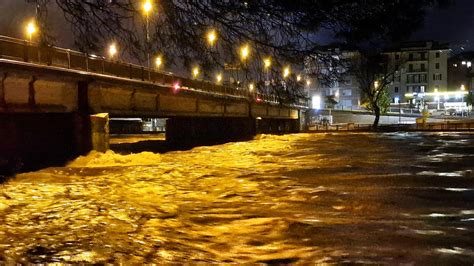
385,41,450,106
304,47,361,110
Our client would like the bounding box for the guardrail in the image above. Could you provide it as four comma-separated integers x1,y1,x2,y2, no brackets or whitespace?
0,35,309,108
308,123,371,131
308,121,474,132
415,120,474,131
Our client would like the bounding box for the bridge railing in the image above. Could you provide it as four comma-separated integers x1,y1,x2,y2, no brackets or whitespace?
0,35,308,108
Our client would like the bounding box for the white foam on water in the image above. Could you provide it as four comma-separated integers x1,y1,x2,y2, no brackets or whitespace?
67,150,162,168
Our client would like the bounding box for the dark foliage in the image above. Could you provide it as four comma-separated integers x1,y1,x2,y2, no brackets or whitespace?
24,0,452,103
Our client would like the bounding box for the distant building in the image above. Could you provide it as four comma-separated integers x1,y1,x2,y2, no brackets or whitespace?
385,41,450,108
304,47,361,110
448,51,474,92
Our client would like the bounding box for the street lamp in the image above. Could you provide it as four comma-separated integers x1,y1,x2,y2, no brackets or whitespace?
108,43,118,59
25,20,37,42
434,88,440,110
216,73,223,83
263,57,271,69
249,82,255,94
192,66,200,79
207,29,217,46
296,74,302,82
155,55,163,69
240,44,250,61
306,79,311,86
262,57,272,94
142,0,153,70
283,66,290,78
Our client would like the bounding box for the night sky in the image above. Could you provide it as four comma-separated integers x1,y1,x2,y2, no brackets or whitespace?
412,0,474,52
0,0,473,53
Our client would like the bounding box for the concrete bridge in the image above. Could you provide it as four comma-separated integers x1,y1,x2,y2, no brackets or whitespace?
0,35,308,171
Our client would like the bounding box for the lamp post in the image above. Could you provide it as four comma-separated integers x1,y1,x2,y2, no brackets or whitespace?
461,84,466,117
263,57,271,93
192,66,200,79
207,29,217,47
249,82,255,96
216,73,223,84
25,20,37,42
143,0,153,74
239,44,250,85
155,55,162,70
108,43,118,59
283,66,290,79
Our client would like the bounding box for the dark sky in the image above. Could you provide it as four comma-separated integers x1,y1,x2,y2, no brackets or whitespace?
412,0,474,52
0,0,473,53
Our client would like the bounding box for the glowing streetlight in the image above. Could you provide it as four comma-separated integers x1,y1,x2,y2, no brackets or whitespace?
306,80,311,86
216,73,223,83
434,88,440,110
108,43,118,59
296,75,302,82
207,29,217,46
192,66,200,78
283,66,291,78
240,44,250,61
155,55,163,69
460,84,467,116
263,57,271,69
25,20,37,42
143,0,153,14
142,0,153,72
249,83,255,92
374,81,379,89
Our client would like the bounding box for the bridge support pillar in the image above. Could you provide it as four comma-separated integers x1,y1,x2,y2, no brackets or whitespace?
166,117,256,144
90,113,110,152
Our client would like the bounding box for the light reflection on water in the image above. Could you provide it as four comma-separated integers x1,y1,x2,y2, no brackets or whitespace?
0,132,474,264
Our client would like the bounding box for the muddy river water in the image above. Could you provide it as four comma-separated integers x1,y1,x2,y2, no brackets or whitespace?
1,132,473,264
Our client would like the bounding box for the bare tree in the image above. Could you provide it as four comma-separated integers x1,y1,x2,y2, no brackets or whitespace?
350,54,404,128
23,0,450,105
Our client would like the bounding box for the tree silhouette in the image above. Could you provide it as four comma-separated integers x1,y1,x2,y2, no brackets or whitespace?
24,0,451,104
350,53,405,128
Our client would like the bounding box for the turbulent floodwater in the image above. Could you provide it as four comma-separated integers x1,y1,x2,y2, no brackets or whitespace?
1,133,474,264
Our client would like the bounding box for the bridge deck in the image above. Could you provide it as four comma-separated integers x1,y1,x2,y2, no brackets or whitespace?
0,35,308,109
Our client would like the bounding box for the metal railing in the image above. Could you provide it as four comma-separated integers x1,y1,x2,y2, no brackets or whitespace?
0,35,309,108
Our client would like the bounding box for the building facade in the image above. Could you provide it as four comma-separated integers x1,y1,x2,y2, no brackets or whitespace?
304,48,361,110
386,41,450,107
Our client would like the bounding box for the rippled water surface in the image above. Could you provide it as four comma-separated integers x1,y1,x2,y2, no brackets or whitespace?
1,133,474,264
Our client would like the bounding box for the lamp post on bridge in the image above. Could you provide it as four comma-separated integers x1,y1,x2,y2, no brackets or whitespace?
142,0,153,79
239,44,250,90
25,20,37,42
263,57,271,94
